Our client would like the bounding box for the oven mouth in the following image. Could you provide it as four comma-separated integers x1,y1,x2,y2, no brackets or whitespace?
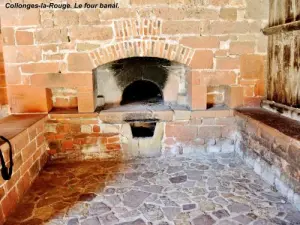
120,80,163,106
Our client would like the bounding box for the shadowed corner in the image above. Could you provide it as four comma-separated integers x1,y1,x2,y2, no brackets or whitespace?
3,152,126,225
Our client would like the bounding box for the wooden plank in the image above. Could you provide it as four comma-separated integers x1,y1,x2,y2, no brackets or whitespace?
285,0,295,23
262,20,300,35
296,0,300,21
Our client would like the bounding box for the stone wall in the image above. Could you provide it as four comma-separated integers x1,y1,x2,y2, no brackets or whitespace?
45,109,237,160
0,29,8,119
235,109,300,209
45,113,122,161
0,116,48,223
163,112,236,156
1,0,269,113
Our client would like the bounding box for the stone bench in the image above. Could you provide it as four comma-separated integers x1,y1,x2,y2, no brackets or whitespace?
0,114,47,223
235,108,300,209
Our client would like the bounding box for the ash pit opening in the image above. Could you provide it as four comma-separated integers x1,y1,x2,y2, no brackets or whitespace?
125,119,158,138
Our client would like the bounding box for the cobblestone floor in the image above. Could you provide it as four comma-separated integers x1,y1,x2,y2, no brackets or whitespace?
5,153,300,225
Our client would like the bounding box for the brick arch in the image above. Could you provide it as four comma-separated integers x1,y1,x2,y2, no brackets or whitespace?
113,18,163,39
88,40,195,68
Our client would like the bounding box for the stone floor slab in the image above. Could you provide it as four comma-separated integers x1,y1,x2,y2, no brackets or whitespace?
4,153,300,225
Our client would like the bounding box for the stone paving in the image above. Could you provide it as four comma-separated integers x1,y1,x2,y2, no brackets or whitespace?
5,153,300,225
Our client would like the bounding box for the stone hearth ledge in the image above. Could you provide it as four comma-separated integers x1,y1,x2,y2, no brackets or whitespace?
48,107,234,122
0,114,48,223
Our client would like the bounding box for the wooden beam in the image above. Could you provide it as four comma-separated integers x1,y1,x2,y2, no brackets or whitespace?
262,20,300,35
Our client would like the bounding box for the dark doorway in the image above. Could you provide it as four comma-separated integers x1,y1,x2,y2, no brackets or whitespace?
121,80,163,105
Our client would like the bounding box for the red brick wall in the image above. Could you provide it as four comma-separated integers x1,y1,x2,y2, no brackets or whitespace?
0,0,269,113
0,31,8,118
0,117,48,224
164,110,236,154
45,109,237,160
45,114,122,160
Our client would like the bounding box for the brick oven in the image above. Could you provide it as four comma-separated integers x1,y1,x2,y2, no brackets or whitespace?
2,1,300,224
0,0,268,161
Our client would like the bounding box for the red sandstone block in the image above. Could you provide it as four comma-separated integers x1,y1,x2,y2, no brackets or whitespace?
0,63,5,74
69,97,78,108
216,57,240,70
56,124,70,133
1,27,15,46
5,170,20,192
106,143,121,151
11,131,30,154
16,31,34,45
190,50,213,69
13,153,23,172
215,50,228,57
0,204,4,225
164,138,176,146
36,133,45,147
79,120,98,125
29,160,40,180
180,36,220,49
215,110,234,117
194,71,237,86
221,125,236,138
30,73,93,88
0,88,7,105
188,84,207,110
7,85,53,113
1,187,19,218
21,63,60,74
55,134,66,140
44,132,56,141
107,136,120,144
255,80,265,96
3,46,42,63
244,85,255,97
16,172,31,200
78,92,95,113
67,53,94,72
93,125,101,133
220,8,237,21
243,97,262,107
240,54,264,79
0,77,5,91
165,124,198,138
1,8,40,27
32,147,42,162
21,140,36,162
198,126,222,138
176,136,195,144
70,26,113,41
225,86,244,108
62,140,74,151
20,157,33,177
216,117,236,126
85,137,98,145
2,65,21,85
100,137,107,145
208,0,229,5
70,124,81,133
230,42,255,55
54,98,69,108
